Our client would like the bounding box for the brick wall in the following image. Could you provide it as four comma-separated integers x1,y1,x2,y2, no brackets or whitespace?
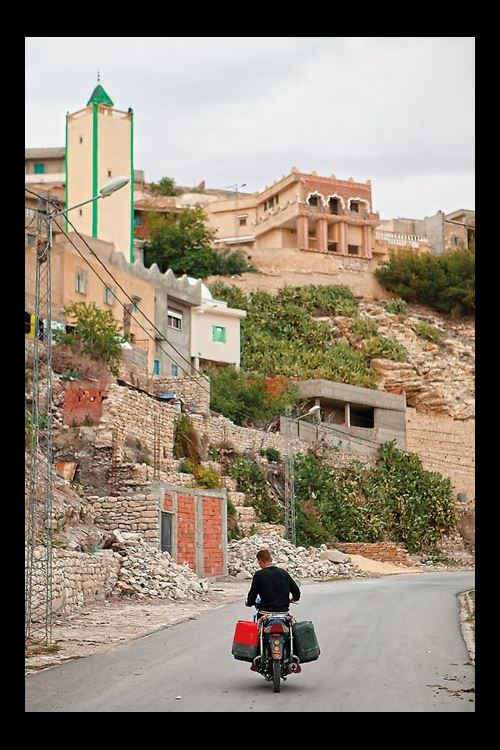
156,483,227,577
335,542,414,566
63,380,108,426
202,497,224,577
177,492,197,572
406,408,475,502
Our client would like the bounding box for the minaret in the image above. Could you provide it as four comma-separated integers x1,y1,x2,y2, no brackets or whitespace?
65,76,134,260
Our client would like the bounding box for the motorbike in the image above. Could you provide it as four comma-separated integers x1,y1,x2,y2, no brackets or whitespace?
250,597,301,693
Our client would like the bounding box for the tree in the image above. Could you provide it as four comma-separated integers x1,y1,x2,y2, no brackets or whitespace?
375,249,474,317
54,302,123,376
144,206,253,277
149,176,180,196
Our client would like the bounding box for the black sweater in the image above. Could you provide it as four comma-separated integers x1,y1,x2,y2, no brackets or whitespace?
245,565,301,612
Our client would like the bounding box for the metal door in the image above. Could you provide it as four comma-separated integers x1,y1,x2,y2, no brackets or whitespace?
161,511,173,554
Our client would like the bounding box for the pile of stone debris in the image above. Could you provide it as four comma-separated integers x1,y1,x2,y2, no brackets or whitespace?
228,534,365,580
108,530,210,601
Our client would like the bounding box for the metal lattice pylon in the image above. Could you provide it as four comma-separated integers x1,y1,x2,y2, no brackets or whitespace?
25,197,54,646
284,417,296,545
153,413,160,482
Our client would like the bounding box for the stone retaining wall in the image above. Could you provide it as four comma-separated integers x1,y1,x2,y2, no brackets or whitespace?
334,542,414,566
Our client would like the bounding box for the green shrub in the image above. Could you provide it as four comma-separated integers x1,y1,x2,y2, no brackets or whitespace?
173,414,200,462
54,302,123,376
210,366,296,427
376,250,474,317
362,336,408,362
384,298,408,315
349,316,379,338
228,456,281,523
414,321,443,345
179,458,194,474
292,443,458,551
194,466,220,489
260,447,281,463
208,284,374,387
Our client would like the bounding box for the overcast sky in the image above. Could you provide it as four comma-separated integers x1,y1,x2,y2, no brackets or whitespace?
25,37,474,218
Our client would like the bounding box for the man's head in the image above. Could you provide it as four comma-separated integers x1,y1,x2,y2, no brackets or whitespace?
256,549,273,569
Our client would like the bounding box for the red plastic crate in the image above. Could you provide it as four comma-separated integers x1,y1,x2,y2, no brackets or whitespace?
233,620,259,647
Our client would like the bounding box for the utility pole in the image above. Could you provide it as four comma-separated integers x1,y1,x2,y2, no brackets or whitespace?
283,405,320,546
25,195,54,646
25,175,129,648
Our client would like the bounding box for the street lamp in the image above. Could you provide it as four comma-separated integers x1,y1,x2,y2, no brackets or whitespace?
284,405,321,545
52,175,130,219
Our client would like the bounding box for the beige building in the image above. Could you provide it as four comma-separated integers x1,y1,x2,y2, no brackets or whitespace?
190,289,246,371
25,228,156,371
66,83,134,262
205,168,380,258
25,148,65,184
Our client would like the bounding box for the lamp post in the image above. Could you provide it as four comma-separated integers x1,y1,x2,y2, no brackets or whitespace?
25,175,129,645
284,405,321,545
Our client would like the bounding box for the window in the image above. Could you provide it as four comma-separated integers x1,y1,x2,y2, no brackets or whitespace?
132,296,141,312
168,308,183,330
26,234,36,246
239,216,247,226
347,245,359,255
328,197,341,215
79,136,83,144
75,271,87,294
349,405,374,428
307,195,319,207
34,163,45,174
327,241,338,253
134,215,143,227
104,285,115,305
153,359,160,376
264,196,279,211
79,209,83,216
212,325,226,343
350,201,359,213
171,363,179,377
107,169,112,178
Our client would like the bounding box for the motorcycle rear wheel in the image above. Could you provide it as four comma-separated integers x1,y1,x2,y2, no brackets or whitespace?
273,660,281,693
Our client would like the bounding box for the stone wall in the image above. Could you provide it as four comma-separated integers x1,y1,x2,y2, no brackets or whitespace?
405,409,475,502
102,383,176,463
87,494,159,543
334,542,414,566
30,547,121,618
149,375,210,414
206,246,391,300
190,412,375,470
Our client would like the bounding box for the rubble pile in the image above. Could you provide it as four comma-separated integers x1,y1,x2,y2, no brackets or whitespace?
228,535,365,580
109,531,210,601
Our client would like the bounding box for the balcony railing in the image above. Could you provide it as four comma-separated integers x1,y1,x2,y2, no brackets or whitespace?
375,230,429,249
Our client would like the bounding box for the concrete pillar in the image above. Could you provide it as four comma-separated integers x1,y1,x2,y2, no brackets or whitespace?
344,403,351,427
297,215,309,250
192,356,200,374
339,222,347,255
362,225,371,258
316,218,328,253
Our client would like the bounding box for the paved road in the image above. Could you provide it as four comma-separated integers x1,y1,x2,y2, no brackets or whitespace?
25,572,475,712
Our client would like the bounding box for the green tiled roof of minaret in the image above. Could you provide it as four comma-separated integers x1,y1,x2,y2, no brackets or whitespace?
87,84,114,107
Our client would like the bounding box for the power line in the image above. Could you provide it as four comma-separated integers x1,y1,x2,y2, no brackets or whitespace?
26,187,210,389
51,217,210,389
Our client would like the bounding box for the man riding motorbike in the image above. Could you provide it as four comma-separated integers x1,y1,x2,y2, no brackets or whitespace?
245,549,300,619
